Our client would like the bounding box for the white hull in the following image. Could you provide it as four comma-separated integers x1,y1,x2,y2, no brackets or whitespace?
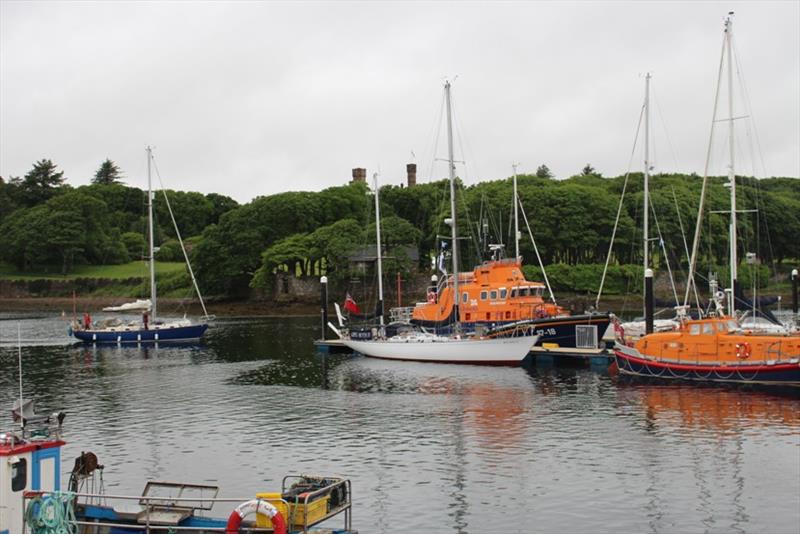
342,334,538,365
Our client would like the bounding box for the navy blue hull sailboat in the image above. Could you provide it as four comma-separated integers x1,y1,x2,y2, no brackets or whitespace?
71,147,210,344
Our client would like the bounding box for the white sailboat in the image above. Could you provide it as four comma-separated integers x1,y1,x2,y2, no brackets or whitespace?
71,146,211,343
338,82,539,365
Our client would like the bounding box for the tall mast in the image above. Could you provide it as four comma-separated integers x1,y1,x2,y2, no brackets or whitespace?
373,172,384,328
643,72,651,313
512,162,519,261
147,146,157,322
445,81,460,324
726,13,738,317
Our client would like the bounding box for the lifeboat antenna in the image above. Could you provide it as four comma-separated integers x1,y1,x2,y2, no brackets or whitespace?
17,323,24,432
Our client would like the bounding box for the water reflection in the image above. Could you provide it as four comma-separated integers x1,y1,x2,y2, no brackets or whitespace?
1,315,798,533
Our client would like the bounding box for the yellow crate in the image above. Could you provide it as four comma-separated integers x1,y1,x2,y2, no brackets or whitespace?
254,492,330,528
254,492,289,529
288,493,330,527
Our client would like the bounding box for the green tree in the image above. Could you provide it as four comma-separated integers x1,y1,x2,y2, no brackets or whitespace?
581,163,598,176
535,164,553,179
92,159,123,185
19,159,66,206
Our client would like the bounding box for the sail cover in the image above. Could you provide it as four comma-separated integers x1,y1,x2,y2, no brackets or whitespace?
102,299,152,312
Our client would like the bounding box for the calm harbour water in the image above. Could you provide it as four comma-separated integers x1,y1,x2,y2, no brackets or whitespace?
1,312,799,534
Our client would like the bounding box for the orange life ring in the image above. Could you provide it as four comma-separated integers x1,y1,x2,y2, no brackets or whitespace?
735,342,751,360
226,499,286,534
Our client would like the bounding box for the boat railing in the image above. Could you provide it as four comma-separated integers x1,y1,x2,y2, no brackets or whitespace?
390,306,414,323
23,476,352,533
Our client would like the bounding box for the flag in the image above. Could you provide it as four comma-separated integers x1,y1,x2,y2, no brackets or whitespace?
343,293,362,314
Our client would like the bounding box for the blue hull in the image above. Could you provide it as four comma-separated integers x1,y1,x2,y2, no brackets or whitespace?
72,324,208,344
413,313,611,349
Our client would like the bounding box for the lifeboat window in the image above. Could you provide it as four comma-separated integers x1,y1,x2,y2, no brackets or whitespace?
717,321,727,332
500,288,507,299
689,324,701,335
490,290,498,300
519,287,529,297
465,313,471,321
505,311,511,319
480,291,487,301
462,292,468,303
728,320,738,331
702,323,714,335
11,458,27,492
510,288,517,298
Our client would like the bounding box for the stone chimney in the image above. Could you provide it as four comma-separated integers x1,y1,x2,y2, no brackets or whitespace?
406,163,417,187
351,168,367,183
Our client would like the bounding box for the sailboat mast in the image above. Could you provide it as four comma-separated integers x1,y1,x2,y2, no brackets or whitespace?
643,72,651,312
147,146,157,322
373,172,384,328
445,81,459,323
726,13,738,317
512,163,519,261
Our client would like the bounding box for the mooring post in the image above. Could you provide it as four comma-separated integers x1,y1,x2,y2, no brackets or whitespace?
645,268,654,335
320,275,328,341
792,269,798,317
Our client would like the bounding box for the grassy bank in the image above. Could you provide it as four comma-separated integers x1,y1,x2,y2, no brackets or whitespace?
0,261,186,280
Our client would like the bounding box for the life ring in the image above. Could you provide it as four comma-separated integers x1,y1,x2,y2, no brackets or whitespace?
736,342,751,360
226,499,286,534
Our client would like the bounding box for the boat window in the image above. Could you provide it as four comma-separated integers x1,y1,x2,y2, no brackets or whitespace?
500,288,507,299
534,287,543,297
519,287,529,297
716,321,727,332
462,292,468,303
702,323,714,335
465,313,471,321
689,324,700,335
728,320,738,331
490,290,498,300
510,288,517,298
480,291,487,301
12,458,26,492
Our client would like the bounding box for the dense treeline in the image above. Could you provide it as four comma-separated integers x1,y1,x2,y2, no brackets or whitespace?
1,157,797,298
0,159,238,273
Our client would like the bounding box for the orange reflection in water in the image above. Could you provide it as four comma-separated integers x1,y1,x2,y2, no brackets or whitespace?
639,384,800,431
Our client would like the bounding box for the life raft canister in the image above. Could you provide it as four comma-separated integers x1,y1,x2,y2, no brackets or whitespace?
226,499,286,534
736,342,752,360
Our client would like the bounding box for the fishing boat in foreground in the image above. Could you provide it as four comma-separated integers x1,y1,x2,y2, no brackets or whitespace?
1,400,355,534
70,146,211,344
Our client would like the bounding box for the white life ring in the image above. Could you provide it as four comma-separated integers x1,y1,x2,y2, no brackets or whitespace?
225,499,286,534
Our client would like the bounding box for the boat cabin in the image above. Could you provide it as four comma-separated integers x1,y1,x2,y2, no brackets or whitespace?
0,403,64,534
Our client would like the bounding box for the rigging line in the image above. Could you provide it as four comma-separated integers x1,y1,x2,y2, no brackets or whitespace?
648,192,680,306
652,84,681,170
595,99,645,309
426,90,447,183
518,195,557,305
731,35,768,177
150,154,210,319
671,186,702,311
684,31,727,308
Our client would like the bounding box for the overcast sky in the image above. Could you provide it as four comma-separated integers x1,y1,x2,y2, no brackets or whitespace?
1,1,798,203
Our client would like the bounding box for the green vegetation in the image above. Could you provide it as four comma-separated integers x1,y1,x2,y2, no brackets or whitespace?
0,261,186,280
1,156,797,301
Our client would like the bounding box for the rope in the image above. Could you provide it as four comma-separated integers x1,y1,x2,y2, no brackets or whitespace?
595,100,645,309
25,491,77,534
